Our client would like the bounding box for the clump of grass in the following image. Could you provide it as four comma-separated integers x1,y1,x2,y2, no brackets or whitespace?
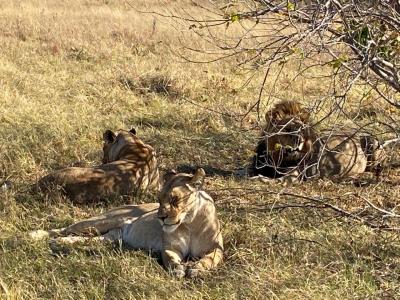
118,74,182,99
67,47,92,61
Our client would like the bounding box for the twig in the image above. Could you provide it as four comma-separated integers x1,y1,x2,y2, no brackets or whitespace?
214,187,400,231
360,196,400,219
0,277,10,299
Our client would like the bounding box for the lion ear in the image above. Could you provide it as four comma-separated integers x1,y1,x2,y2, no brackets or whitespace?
129,128,137,135
103,130,116,143
162,169,177,184
298,108,310,123
190,168,206,189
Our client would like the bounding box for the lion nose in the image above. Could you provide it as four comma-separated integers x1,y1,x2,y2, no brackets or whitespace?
157,209,167,221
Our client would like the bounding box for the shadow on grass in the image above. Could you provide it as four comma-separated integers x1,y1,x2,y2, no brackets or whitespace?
176,164,233,178
144,123,253,180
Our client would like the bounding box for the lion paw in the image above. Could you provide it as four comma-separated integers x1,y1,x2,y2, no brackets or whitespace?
278,175,300,186
28,230,51,241
186,267,201,278
169,265,186,278
186,261,206,278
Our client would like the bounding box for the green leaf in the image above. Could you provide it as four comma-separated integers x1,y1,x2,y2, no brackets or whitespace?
287,1,295,11
329,55,348,69
330,59,342,69
230,13,240,22
289,47,304,58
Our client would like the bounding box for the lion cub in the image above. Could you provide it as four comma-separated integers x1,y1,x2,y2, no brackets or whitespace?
37,129,160,203
32,169,223,278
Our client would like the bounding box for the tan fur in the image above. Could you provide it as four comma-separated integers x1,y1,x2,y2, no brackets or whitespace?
31,169,223,278
37,129,160,203
304,131,369,179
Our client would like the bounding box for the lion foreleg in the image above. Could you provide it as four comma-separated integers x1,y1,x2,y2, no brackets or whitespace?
278,171,301,185
186,246,224,278
162,249,186,278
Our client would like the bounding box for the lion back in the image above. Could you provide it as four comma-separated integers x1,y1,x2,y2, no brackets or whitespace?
116,137,161,192
136,146,161,192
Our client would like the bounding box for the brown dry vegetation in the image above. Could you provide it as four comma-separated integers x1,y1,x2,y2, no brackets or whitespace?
1,0,400,299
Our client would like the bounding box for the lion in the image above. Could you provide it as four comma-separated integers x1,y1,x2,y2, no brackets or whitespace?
249,101,388,181
37,128,160,203
249,100,316,178
29,168,223,278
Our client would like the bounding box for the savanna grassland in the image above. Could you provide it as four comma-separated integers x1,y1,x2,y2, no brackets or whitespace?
1,0,400,299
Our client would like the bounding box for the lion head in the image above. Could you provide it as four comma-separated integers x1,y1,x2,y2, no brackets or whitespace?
157,168,206,233
251,101,316,177
101,128,160,192
102,128,154,164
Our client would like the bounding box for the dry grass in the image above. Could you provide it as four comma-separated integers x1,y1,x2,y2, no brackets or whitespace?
1,0,400,299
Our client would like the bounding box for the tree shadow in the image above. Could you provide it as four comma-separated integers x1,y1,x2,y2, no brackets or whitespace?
176,164,233,178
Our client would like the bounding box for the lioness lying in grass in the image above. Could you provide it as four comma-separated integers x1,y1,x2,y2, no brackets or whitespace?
37,128,160,203
30,168,224,278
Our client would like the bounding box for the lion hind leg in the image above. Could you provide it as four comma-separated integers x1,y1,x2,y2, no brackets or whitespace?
50,228,123,249
27,216,133,244
62,217,129,236
28,228,64,241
